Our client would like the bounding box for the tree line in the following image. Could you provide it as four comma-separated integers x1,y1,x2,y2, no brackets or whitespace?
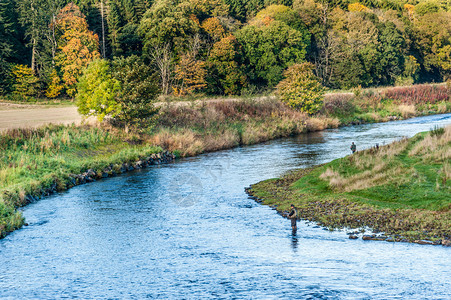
1,0,450,100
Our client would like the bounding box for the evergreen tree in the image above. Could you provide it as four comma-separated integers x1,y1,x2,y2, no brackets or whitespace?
224,0,247,21
16,0,67,76
16,0,49,73
0,0,17,93
107,0,124,56
134,0,152,21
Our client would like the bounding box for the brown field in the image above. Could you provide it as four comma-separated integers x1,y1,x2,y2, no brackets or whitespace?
0,104,83,131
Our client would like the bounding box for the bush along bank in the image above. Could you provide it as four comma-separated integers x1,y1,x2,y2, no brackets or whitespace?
0,124,175,239
246,126,451,246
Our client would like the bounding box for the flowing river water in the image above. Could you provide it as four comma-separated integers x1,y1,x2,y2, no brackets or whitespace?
1,113,451,299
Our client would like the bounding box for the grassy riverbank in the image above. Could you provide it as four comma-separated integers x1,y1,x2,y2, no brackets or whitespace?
322,83,450,123
0,125,163,238
150,84,450,157
248,125,451,244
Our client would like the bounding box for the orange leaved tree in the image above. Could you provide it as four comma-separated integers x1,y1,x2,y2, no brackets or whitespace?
54,3,100,97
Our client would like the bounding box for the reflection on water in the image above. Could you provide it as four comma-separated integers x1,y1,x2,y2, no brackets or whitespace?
291,232,299,253
0,113,450,299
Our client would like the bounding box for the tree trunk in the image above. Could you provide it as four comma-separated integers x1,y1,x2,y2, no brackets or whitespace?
31,38,37,71
151,43,173,95
100,0,106,58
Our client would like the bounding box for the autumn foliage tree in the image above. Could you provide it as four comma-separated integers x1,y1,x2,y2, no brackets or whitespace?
207,34,247,95
277,63,325,114
11,64,40,97
45,70,64,98
54,3,100,97
174,42,207,96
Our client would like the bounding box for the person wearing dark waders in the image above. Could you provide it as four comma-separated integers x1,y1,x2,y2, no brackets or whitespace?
289,204,297,232
350,142,357,154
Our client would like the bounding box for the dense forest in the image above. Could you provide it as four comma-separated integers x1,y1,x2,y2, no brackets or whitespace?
0,0,450,99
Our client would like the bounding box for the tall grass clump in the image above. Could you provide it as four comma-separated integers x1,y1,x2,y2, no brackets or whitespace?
318,125,450,205
151,98,340,156
383,84,450,105
323,84,450,125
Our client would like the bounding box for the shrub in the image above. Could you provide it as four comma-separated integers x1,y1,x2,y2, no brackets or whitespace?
322,93,356,116
110,55,160,130
276,63,325,114
430,125,445,137
76,59,121,121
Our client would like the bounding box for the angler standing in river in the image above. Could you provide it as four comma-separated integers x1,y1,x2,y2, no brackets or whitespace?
289,204,297,231
350,142,357,154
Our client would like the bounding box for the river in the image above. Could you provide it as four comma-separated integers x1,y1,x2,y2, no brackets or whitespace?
1,113,450,299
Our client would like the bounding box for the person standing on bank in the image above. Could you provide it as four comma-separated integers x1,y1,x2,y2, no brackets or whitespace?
289,204,297,231
350,142,356,154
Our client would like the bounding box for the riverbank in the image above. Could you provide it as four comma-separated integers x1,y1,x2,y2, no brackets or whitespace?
151,84,450,157
247,126,451,245
0,124,174,238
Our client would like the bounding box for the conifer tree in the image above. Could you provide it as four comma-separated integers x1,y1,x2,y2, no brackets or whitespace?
0,0,20,93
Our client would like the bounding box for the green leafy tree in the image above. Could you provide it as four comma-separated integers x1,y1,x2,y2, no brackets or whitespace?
223,0,247,21
139,0,228,52
253,4,306,31
236,15,310,88
245,0,265,18
414,1,441,16
276,62,325,114
376,20,405,85
139,0,229,94
414,11,451,80
295,0,336,86
328,10,380,88
77,56,159,129
110,55,160,129
76,59,121,121
326,9,406,88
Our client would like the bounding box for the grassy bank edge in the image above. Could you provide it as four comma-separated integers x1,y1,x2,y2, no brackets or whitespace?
0,142,174,239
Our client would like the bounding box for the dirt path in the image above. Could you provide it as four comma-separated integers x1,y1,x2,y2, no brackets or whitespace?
0,104,83,131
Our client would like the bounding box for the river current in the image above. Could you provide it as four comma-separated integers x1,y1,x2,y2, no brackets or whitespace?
1,113,450,299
